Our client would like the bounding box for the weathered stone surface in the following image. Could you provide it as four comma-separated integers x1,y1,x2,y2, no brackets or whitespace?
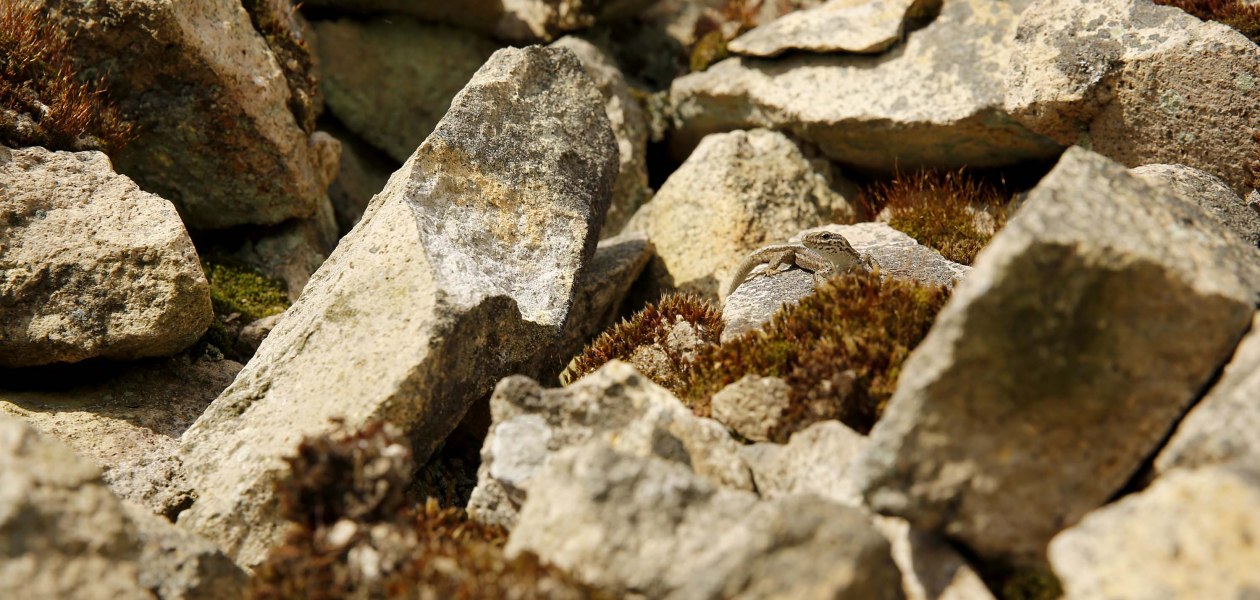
626,129,858,299
854,148,1260,564
729,0,939,58
222,195,340,301
551,36,652,238
671,0,1061,171
324,125,396,235
179,46,617,566
1006,0,1260,195
1049,465,1260,600
0,146,213,368
124,502,250,600
508,441,905,599
1155,312,1260,475
314,18,499,163
721,268,818,342
553,233,654,371
0,355,241,519
740,419,868,505
42,0,339,229
1132,164,1260,248
710,374,793,442
873,516,997,600
467,361,751,528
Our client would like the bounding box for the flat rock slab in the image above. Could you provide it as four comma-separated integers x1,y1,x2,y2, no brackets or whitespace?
179,46,617,566
854,147,1260,564
1050,465,1260,599
671,0,1062,172
0,146,212,367
729,0,939,58
1006,0,1260,195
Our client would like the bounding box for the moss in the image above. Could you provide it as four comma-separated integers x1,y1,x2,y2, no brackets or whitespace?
862,169,1009,266
689,30,731,72
1154,0,1260,41
977,561,1064,600
683,272,949,438
241,0,320,133
0,0,131,152
202,257,290,322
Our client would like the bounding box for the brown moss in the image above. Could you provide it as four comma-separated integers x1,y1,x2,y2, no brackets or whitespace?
0,0,131,151
862,169,1009,266
242,0,320,133
1154,0,1260,41
683,272,949,438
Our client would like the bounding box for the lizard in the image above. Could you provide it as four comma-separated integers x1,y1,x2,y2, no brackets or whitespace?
725,230,877,297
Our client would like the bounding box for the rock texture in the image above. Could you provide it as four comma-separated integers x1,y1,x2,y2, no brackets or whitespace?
467,361,751,528
854,148,1260,564
1049,465,1260,600
179,46,617,566
325,126,395,235
729,0,940,57
553,233,654,369
508,441,905,599
1132,164,1260,248
710,374,793,442
0,146,213,367
740,420,868,505
222,195,340,301
42,0,339,229
626,129,858,299
1006,0,1260,195
671,0,1062,171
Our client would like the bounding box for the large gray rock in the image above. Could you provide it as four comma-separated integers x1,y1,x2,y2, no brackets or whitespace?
729,0,940,58
1049,465,1260,600
42,0,339,229
467,361,751,528
0,146,213,367
314,18,499,164
1132,164,1260,248
626,129,858,300
507,441,905,599
854,147,1260,565
178,46,618,566
1155,312,1260,475
1005,0,1260,195
670,0,1061,172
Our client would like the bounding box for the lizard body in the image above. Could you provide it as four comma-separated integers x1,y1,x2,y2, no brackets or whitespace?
726,231,875,296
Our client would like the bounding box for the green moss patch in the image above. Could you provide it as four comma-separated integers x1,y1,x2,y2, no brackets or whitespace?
202,258,290,322
863,169,1009,266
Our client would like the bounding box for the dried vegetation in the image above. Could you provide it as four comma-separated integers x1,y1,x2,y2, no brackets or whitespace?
1155,0,1260,41
862,169,1009,265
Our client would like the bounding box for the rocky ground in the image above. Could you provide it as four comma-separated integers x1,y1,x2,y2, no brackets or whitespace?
2,0,1259,598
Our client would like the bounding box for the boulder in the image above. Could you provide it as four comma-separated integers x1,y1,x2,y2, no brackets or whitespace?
41,0,339,229
507,441,905,599
711,374,793,442
1131,164,1260,248
729,0,940,58
466,361,751,528
626,129,858,299
1049,465,1260,600
0,146,212,367
854,147,1260,564
1005,0,1260,195
178,46,618,566
670,0,1062,172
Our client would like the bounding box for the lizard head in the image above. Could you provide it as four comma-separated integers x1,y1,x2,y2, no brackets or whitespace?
801,230,860,263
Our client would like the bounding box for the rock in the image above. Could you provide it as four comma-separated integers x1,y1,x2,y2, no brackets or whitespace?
721,268,819,342
0,413,246,599
0,355,242,519
42,0,339,229
710,374,793,442
1049,465,1260,600
314,18,500,164
729,0,940,58
740,420,868,505
466,361,751,528
670,0,1062,172
237,314,284,357
854,147,1260,565
873,516,997,600
507,441,905,599
178,46,617,566
551,37,652,238
1005,0,1260,195
1155,312,1260,474
324,125,396,235
626,129,858,299
0,146,213,367
553,233,654,371
1131,164,1260,248
221,195,341,301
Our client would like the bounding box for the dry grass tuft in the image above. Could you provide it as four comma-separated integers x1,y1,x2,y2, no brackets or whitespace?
0,0,131,151
1154,0,1260,41
861,169,1009,265
242,0,320,133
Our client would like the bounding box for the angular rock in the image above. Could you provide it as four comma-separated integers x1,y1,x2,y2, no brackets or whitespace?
1005,0,1260,195
854,148,1260,564
671,0,1062,171
124,502,250,600
1155,312,1260,474
626,129,858,299
873,516,997,600
0,355,242,519
314,18,499,163
508,441,905,599
710,374,793,442
551,36,652,238
740,420,868,505
1132,164,1260,248
1049,465,1260,600
0,146,213,367
722,268,819,342
221,195,341,301
729,0,940,58
324,125,396,235
467,361,751,528
42,0,339,229
179,46,617,566
553,233,654,370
